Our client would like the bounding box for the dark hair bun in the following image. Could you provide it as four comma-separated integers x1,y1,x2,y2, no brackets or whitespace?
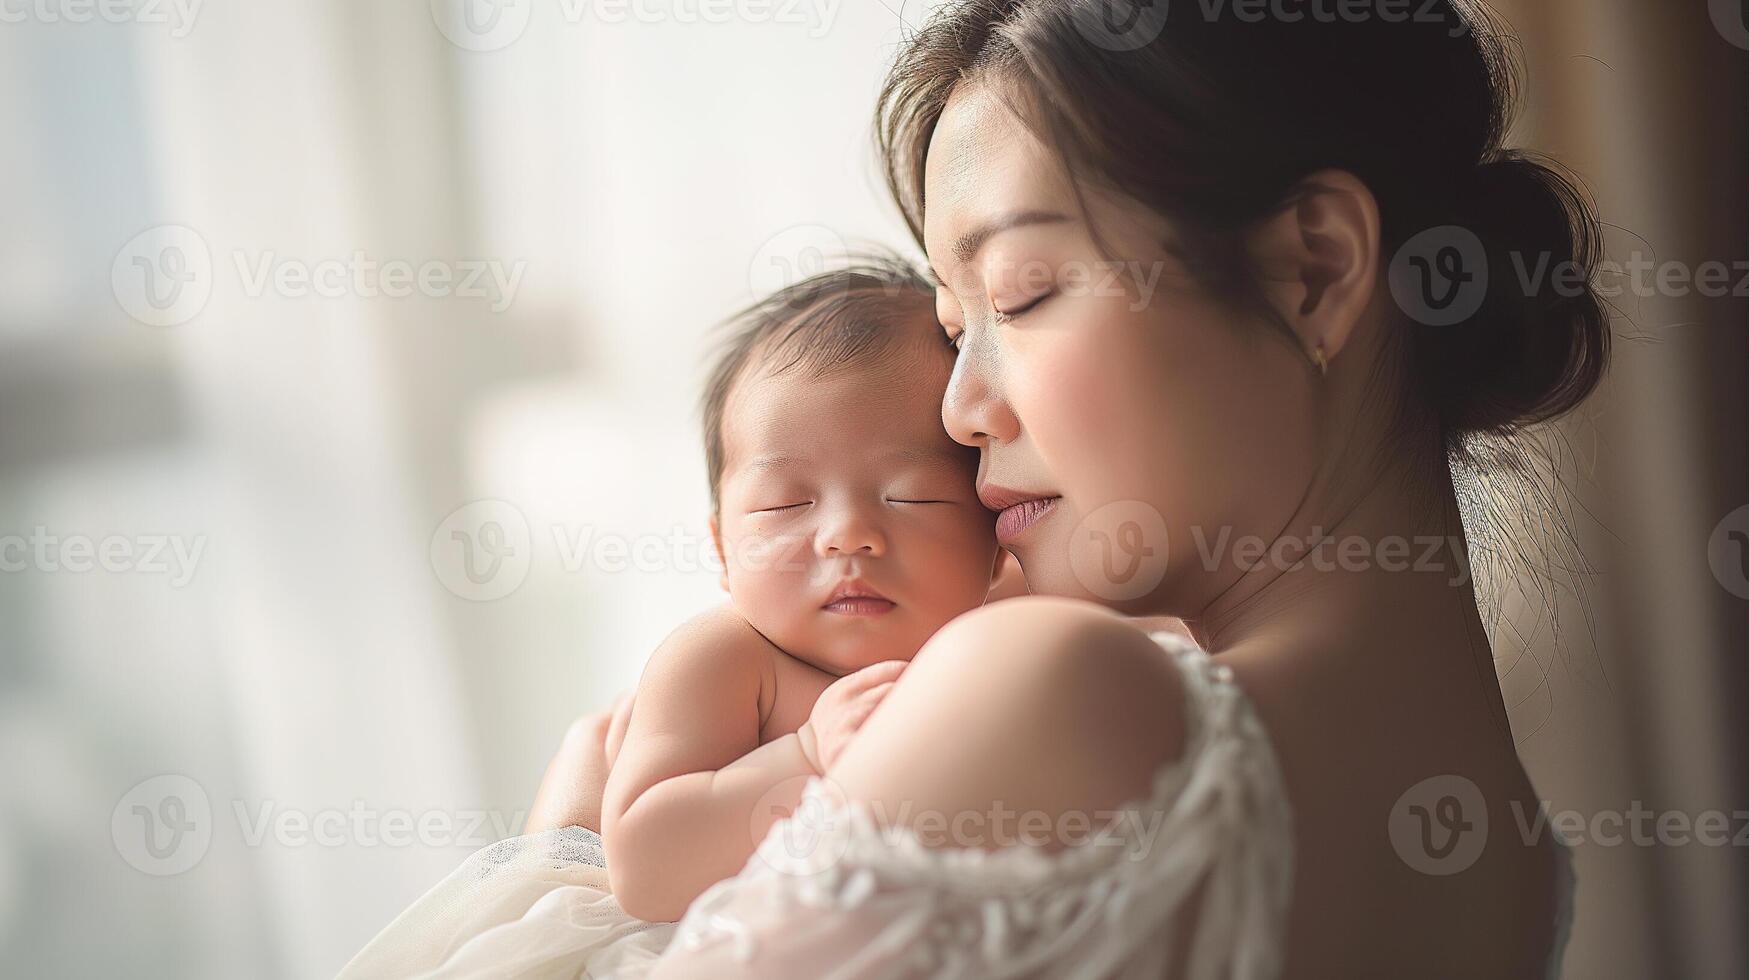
1411,152,1610,438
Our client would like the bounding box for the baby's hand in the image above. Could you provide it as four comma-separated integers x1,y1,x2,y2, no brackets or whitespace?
797,659,907,775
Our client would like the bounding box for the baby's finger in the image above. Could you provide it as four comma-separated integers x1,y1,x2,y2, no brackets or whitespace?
850,660,909,686
857,680,898,705
846,682,898,726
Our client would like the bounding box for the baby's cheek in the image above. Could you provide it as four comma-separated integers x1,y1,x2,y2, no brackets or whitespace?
723,528,806,582
920,514,1000,607
730,531,820,614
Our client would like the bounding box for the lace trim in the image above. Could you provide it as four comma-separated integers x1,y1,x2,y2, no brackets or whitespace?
671,629,1297,979
776,632,1232,884
476,825,608,876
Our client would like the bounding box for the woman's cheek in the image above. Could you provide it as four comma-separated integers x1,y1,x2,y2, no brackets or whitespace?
1015,321,1131,464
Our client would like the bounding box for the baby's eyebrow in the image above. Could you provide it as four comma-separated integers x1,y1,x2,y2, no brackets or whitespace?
743,453,807,473
886,447,965,467
742,448,965,473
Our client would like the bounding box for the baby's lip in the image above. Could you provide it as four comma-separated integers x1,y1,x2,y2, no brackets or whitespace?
821,579,892,607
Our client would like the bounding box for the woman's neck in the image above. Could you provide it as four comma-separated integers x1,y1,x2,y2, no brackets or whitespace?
1182,439,1513,736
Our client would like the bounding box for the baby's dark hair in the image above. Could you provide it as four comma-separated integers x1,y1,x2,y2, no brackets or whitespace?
700,256,939,515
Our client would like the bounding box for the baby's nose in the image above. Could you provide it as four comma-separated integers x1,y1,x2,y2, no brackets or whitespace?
815,510,887,558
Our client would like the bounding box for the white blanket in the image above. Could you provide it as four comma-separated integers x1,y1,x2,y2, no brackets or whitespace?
337,828,675,980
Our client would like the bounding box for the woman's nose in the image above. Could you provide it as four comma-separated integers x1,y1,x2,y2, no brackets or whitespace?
941,337,1019,447
815,505,887,558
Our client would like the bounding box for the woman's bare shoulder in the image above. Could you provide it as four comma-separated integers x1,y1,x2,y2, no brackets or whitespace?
922,598,1190,717
827,596,1188,847
912,595,1177,671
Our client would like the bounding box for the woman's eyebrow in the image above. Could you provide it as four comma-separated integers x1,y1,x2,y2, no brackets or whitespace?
950,209,1071,265
929,209,1072,287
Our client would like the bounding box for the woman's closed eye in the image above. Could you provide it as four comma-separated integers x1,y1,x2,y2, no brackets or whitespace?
992,289,1052,323
940,288,1049,350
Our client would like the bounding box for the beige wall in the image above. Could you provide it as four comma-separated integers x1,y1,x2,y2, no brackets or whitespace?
1491,1,1749,976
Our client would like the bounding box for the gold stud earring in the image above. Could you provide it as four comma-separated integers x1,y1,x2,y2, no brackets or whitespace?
1309,344,1328,376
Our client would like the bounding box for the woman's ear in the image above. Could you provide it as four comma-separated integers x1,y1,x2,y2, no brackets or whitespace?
708,514,728,592
1246,168,1380,366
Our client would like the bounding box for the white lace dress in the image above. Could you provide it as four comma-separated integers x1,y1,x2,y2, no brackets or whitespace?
339,630,1575,979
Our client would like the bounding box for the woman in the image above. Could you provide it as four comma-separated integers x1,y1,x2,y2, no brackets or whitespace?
650,0,1599,974
378,1,1604,976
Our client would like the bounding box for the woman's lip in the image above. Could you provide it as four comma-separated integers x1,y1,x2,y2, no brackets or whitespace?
822,597,897,616
995,496,1061,544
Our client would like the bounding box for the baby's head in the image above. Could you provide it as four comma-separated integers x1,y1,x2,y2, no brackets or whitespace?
702,259,1000,676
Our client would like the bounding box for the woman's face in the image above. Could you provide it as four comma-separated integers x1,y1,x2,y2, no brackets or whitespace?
924,83,1321,616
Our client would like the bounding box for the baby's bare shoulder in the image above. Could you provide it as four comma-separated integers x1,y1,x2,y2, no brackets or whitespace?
642,602,780,693
663,601,777,655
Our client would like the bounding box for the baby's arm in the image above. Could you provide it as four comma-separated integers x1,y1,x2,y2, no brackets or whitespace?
601,604,823,923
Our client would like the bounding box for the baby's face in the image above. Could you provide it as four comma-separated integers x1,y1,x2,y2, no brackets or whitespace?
712,323,999,675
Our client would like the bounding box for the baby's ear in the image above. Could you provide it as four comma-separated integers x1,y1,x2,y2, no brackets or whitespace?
708,513,728,592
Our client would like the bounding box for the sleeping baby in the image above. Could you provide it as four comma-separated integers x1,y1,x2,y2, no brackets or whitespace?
598,260,1003,922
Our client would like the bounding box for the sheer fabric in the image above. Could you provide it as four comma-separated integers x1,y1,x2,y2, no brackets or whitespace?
647,631,1296,979
340,629,1575,979
337,827,676,979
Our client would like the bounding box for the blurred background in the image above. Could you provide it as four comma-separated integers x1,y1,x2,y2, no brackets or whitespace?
0,1,1744,977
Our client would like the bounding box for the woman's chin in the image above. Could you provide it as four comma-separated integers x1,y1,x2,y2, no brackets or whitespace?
1010,546,1183,616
